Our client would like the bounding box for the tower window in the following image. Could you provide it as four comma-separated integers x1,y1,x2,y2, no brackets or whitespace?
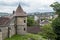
24,28,25,31
0,29,1,32
24,20,26,23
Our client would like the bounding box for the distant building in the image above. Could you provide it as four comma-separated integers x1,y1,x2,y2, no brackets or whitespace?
33,12,57,26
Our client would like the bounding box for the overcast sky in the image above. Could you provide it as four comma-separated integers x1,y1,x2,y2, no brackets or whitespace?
0,0,60,13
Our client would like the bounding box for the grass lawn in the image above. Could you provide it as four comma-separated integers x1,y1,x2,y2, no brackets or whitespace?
5,35,28,40
5,33,47,40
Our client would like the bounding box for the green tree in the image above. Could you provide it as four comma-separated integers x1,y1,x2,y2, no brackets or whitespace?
27,16,35,26
50,2,60,16
51,2,60,40
52,17,60,40
39,24,57,40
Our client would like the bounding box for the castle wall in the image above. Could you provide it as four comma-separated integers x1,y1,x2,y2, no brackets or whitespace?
9,18,15,37
0,31,2,40
0,18,16,40
9,25,15,37
0,27,8,40
0,26,15,40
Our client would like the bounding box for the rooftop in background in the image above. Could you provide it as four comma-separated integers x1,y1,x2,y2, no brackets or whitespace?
27,12,55,16
0,17,10,26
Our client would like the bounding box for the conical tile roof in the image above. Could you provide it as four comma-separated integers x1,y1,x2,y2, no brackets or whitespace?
15,4,27,16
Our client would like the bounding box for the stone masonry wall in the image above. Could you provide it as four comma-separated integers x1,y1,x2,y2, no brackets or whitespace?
9,17,15,37
17,25,27,35
9,25,15,37
17,17,27,25
0,31,2,40
17,17,27,35
0,27,8,40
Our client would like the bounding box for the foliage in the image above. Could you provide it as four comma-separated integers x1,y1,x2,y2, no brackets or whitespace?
39,24,57,40
51,2,60,40
50,2,60,16
41,18,46,21
27,16,36,26
5,35,28,40
26,33,47,40
5,33,47,40
49,19,53,21
52,17,60,40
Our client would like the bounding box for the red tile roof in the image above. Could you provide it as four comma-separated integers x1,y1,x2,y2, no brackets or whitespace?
0,17,10,26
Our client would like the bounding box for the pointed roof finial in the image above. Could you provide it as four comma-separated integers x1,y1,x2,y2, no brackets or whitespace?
19,2,21,7
15,3,27,16
16,3,23,13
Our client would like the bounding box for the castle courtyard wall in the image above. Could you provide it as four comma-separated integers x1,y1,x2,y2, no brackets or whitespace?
0,31,2,40
0,27,8,40
9,18,16,37
9,25,15,37
0,26,16,40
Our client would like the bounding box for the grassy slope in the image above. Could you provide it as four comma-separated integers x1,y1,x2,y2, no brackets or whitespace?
5,35,28,40
5,33,47,40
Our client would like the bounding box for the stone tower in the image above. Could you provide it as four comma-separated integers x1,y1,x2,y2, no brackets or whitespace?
14,4,27,35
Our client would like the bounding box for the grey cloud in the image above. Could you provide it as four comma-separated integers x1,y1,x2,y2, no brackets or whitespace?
0,1,29,7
